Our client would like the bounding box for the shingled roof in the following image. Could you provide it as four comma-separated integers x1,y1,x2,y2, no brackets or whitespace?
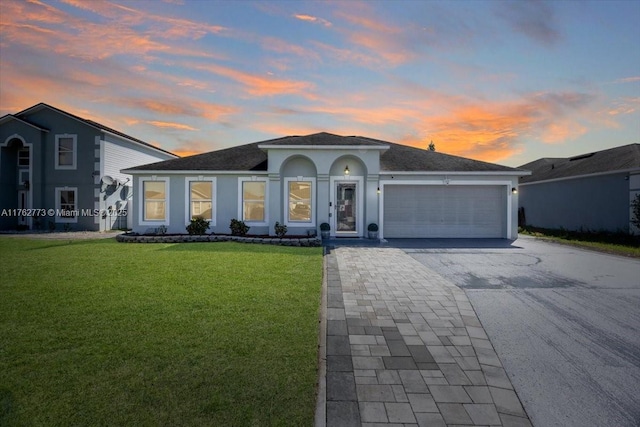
519,143,640,184
12,103,177,158
126,132,524,173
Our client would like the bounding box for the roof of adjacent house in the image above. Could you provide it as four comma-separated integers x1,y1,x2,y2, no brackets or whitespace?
0,114,50,132
518,143,640,184
4,103,177,158
126,132,524,173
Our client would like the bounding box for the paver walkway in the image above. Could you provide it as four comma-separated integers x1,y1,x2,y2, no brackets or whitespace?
323,247,532,427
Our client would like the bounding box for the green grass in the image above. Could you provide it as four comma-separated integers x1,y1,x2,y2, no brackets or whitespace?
0,238,323,426
519,226,640,258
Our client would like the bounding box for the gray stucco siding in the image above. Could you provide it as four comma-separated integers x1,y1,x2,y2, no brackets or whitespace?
519,173,630,232
131,174,271,235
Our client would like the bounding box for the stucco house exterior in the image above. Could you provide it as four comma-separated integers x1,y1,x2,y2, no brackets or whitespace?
518,143,640,233
123,132,527,239
0,103,177,231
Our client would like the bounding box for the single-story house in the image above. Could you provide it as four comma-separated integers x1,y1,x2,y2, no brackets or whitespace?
518,143,640,233
122,132,528,239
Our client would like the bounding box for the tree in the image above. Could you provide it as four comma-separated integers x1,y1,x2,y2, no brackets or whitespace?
428,140,436,151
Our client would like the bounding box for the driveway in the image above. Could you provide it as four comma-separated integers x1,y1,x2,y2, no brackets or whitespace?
399,236,640,427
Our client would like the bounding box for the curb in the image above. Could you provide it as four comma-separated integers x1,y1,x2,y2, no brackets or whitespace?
314,247,328,427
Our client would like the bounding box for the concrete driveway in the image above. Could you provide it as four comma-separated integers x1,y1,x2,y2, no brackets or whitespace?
394,236,640,427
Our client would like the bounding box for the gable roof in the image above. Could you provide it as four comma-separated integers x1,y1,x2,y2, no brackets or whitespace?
519,143,640,184
0,114,50,132
12,103,177,158
126,132,524,174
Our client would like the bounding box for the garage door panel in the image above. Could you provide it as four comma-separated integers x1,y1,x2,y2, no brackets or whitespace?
383,185,506,238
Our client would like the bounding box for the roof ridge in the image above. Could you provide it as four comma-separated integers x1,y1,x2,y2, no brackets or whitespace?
15,102,177,157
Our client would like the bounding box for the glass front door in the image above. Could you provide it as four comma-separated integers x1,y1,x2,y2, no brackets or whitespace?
336,183,357,233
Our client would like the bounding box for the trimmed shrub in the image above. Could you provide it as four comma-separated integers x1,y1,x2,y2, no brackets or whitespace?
274,221,287,238
230,219,250,236
186,217,210,235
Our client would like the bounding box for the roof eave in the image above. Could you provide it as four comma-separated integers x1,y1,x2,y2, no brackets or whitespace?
121,169,269,175
16,103,177,158
258,144,389,151
380,170,530,176
0,114,50,132
520,167,640,186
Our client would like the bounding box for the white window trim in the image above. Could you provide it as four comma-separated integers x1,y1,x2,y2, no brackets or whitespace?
139,177,170,225
283,177,316,227
55,134,77,170
55,187,78,223
184,177,216,227
238,177,269,226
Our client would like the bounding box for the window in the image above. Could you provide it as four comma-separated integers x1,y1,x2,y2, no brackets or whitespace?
143,180,166,221
18,148,29,167
55,134,77,169
239,178,268,224
55,187,78,223
285,178,316,226
185,178,215,225
139,177,170,225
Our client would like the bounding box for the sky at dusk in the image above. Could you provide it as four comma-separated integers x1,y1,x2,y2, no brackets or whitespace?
1,0,638,167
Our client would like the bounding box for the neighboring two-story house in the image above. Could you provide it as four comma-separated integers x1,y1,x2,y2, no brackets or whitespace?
0,103,177,231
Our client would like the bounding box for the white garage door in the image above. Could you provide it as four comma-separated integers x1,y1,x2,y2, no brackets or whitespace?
383,185,506,238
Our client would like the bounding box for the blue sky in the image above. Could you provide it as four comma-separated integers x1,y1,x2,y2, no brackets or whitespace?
1,0,638,166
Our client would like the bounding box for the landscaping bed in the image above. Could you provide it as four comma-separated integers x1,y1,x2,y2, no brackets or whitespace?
116,232,322,246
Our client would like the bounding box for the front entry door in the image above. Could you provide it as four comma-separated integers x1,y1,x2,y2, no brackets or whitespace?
336,182,357,234
17,190,28,226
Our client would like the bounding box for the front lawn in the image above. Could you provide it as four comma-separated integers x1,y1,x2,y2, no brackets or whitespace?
0,238,323,426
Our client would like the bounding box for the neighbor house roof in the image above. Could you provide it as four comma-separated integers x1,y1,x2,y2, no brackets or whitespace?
519,143,640,184
12,103,177,158
0,114,50,132
125,132,525,174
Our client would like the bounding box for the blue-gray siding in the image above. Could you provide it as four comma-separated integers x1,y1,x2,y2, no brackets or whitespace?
519,173,630,232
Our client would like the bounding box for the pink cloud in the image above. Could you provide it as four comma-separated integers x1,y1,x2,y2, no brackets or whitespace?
147,121,198,131
190,63,315,97
293,13,332,27
332,6,418,66
613,76,640,84
261,37,321,62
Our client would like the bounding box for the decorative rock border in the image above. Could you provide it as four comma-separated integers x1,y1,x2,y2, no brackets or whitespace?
116,233,322,247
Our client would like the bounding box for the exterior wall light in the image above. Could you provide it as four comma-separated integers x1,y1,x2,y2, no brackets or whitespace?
511,187,518,194
377,187,381,194
344,165,350,175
